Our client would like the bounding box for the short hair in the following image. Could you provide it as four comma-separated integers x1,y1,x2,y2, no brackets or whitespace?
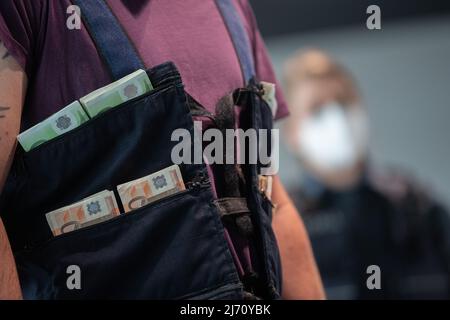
283,49,359,99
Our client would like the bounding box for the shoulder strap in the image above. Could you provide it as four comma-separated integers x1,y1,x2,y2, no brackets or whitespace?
72,0,145,80
215,0,256,84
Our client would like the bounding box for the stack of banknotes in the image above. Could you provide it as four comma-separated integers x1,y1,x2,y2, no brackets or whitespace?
118,165,185,213
80,69,153,118
45,165,186,237
17,101,90,152
17,69,153,152
46,190,120,237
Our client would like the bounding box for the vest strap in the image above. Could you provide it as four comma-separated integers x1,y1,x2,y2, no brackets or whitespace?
215,0,256,84
214,197,250,217
72,0,145,80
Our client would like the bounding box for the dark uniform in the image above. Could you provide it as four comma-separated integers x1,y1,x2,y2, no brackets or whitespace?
290,168,450,299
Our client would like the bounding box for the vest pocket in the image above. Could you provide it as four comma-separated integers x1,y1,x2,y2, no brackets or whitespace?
2,76,242,299
17,186,241,299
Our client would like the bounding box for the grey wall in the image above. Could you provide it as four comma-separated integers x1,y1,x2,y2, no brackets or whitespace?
265,16,450,205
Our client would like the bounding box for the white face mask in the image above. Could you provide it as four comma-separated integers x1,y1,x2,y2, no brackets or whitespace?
297,103,368,173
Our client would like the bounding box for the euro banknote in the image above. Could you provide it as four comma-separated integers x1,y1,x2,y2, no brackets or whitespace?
46,190,120,236
117,165,185,213
17,101,89,152
80,69,153,118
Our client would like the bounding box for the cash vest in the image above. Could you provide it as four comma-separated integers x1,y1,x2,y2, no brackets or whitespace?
0,0,282,299
294,174,450,299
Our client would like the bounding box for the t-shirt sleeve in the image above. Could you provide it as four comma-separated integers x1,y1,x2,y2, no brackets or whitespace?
0,0,41,76
238,0,290,120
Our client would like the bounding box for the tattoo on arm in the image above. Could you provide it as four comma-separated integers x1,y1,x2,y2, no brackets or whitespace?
0,106,10,119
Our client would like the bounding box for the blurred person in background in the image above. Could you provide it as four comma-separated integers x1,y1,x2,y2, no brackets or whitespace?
282,49,450,299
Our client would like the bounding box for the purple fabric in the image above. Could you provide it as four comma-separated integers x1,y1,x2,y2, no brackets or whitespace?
0,0,289,278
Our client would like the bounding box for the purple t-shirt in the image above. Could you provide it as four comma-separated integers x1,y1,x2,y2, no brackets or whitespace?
0,0,289,278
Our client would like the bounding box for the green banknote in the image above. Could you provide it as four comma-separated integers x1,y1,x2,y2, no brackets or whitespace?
17,101,90,152
80,69,154,118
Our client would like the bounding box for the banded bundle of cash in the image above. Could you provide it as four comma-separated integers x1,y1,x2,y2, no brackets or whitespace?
80,69,153,118
17,69,153,152
46,190,120,236
118,165,185,213
17,101,89,152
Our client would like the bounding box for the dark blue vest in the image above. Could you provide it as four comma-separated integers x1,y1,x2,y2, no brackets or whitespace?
0,0,282,299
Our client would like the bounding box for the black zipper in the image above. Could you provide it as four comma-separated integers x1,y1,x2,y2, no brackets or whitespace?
186,94,218,126
186,171,210,190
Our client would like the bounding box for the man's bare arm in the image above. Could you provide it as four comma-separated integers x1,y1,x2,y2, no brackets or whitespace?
0,41,27,300
271,175,325,299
